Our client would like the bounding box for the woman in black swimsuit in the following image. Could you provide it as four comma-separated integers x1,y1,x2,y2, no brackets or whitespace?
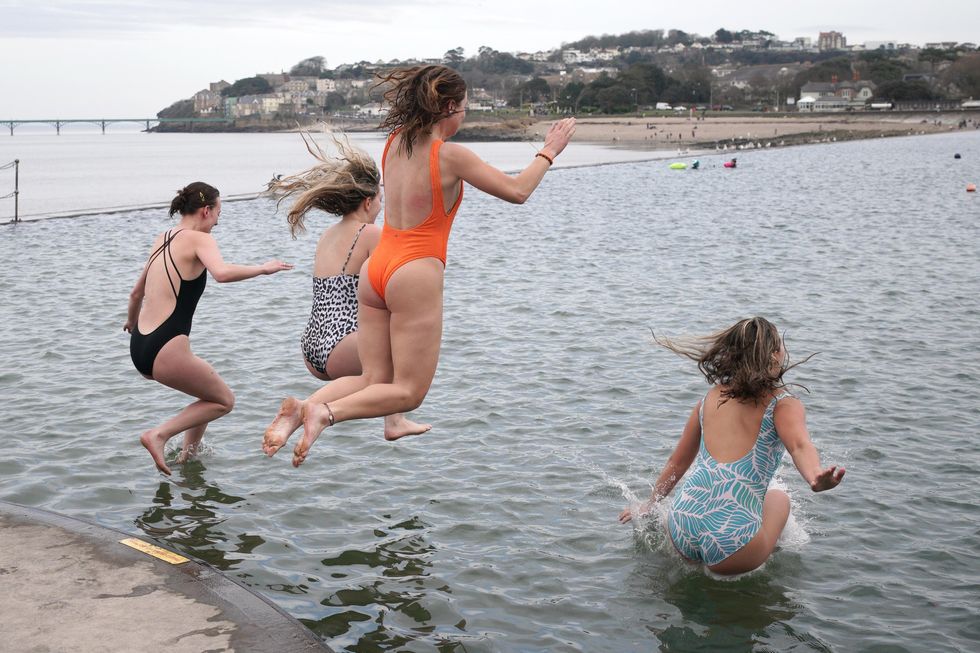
125,182,292,475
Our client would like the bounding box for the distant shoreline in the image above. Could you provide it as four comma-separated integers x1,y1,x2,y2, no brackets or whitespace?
149,111,980,150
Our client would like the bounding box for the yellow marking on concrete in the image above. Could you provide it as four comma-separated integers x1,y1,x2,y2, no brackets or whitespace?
119,538,189,565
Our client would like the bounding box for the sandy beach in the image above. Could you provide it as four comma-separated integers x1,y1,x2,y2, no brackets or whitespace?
458,111,980,150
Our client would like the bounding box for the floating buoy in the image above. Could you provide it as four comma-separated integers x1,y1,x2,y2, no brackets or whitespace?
954,153,962,159
669,162,687,170
968,183,977,192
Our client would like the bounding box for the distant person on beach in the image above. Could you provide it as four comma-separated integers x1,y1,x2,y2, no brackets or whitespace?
262,64,576,466
618,317,845,575
125,182,292,474
266,134,430,441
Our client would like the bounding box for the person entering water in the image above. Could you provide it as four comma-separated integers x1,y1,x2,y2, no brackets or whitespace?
261,65,575,466
264,134,430,445
618,317,845,575
125,182,292,474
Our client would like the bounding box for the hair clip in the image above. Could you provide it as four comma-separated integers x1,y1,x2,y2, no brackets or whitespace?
199,191,206,203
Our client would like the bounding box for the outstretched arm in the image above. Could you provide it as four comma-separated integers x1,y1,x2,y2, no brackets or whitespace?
619,403,701,523
442,118,576,204
195,233,293,282
774,397,845,492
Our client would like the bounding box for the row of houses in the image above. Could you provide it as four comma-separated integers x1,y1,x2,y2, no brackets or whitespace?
532,34,979,66
192,75,501,121
192,76,375,119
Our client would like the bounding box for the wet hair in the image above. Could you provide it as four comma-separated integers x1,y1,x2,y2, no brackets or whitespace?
266,131,380,238
169,182,219,217
374,65,467,157
654,316,813,404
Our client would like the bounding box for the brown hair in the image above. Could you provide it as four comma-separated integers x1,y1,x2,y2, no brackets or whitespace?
169,182,219,217
654,317,813,404
374,65,467,157
266,132,380,238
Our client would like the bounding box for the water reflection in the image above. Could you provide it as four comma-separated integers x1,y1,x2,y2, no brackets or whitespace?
643,568,833,652
301,515,470,652
134,459,260,572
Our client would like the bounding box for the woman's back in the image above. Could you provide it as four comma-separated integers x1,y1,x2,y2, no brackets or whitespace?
701,386,780,463
138,229,205,334
382,133,460,231
312,222,379,278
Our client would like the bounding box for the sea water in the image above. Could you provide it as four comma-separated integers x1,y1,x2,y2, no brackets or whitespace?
1,130,979,651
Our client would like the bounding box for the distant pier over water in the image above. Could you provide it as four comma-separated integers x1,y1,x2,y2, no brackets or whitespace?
1,117,233,135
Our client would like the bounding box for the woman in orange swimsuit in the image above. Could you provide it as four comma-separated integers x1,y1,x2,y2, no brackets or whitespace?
262,65,575,466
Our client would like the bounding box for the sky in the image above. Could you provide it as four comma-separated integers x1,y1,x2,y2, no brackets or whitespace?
1,0,978,118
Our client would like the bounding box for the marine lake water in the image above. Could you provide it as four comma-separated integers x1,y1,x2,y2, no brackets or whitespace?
1,130,979,652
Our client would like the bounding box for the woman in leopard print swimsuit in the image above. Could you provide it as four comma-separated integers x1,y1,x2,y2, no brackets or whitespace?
266,134,430,442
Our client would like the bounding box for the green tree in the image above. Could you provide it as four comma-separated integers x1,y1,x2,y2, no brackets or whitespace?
558,81,585,111
874,80,937,101
222,76,273,97
714,28,734,44
443,47,465,69
157,99,195,119
941,53,980,98
290,56,326,76
509,77,552,106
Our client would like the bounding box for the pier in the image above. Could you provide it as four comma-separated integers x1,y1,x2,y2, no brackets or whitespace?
1,117,234,135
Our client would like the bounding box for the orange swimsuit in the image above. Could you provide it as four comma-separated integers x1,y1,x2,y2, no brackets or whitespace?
367,131,464,300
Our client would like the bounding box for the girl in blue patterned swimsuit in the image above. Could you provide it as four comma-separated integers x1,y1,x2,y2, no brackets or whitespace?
619,317,845,575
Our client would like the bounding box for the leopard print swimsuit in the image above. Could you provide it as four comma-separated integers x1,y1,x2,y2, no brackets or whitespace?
300,225,366,377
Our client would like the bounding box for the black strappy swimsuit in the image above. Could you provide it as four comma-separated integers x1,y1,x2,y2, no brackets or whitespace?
130,229,206,378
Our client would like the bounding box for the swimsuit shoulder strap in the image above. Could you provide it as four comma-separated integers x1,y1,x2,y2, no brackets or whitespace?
429,138,446,214
146,229,185,299
381,129,400,174
698,389,711,427
771,391,794,406
340,224,367,275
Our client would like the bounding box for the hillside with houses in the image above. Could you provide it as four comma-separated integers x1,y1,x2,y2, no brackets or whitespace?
155,28,980,131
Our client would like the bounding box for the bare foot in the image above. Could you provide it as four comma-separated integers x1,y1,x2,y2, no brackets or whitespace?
292,403,333,467
263,397,304,456
383,414,432,441
140,429,172,475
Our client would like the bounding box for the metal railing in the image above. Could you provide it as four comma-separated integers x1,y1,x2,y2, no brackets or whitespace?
1,159,19,223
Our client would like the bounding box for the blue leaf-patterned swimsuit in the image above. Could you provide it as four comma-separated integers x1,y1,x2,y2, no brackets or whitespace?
667,391,793,565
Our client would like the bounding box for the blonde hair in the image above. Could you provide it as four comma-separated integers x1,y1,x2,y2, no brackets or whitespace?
655,317,813,403
267,131,380,238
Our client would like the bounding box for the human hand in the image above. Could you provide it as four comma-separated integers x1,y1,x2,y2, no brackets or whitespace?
541,117,576,160
811,465,845,492
618,499,653,524
123,320,133,333
261,260,294,275
618,506,634,524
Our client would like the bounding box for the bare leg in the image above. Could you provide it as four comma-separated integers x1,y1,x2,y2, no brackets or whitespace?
327,333,430,440
140,336,235,475
708,489,791,576
306,329,431,441
176,424,207,464
292,259,443,466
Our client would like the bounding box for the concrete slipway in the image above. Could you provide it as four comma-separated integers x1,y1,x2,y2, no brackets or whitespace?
0,500,329,652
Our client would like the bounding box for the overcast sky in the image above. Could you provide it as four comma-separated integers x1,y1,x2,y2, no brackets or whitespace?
1,0,977,118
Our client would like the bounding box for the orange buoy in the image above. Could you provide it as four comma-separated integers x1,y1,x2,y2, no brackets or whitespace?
968,183,977,192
